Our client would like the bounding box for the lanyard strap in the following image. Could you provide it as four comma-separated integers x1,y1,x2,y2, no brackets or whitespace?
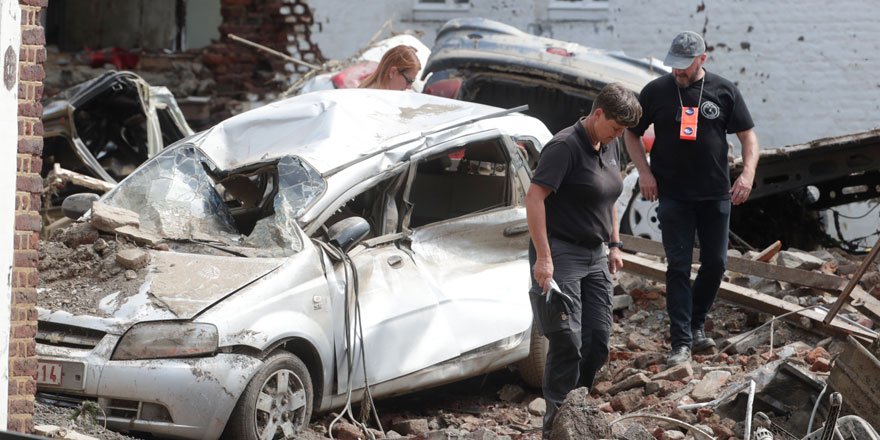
677,76,705,110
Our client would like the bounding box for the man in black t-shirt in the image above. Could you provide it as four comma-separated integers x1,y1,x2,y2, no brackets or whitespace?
526,83,641,439
624,31,759,367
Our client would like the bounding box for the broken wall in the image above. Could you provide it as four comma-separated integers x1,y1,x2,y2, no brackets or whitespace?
202,0,324,95
8,0,45,433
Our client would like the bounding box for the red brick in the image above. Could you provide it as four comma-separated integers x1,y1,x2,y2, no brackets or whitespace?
9,341,20,357
7,398,34,415
5,417,25,433
15,173,42,193
21,27,44,46
13,287,36,304
17,82,30,100
12,271,34,289
13,323,37,339
12,270,39,289
29,269,39,286
14,211,42,232
17,136,42,154
15,193,30,211
13,249,39,268
19,63,44,81
28,156,41,173
11,357,37,377
25,339,36,357
17,155,29,173
18,101,42,117
22,377,36,394
7,379,18,395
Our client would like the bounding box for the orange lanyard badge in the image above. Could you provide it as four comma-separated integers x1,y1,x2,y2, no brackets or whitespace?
680,106,698,141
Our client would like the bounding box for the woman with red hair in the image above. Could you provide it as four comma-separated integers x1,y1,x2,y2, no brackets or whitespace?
359,45,421,91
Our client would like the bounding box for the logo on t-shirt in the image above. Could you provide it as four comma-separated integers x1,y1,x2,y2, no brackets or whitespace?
701,101,720,119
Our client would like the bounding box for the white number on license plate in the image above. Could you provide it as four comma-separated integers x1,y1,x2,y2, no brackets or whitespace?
37,361,62,386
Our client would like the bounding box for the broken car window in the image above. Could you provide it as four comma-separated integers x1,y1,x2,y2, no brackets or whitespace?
103,149,326,257
242,156,326,256
103,146,239,240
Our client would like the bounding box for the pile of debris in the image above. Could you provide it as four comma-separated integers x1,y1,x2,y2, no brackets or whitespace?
290,235,880,440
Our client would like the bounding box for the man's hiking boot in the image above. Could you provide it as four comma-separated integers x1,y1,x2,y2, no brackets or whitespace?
692,328,717,353
666,345,691,367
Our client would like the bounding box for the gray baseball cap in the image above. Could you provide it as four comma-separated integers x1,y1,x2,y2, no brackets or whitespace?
663,31,706,69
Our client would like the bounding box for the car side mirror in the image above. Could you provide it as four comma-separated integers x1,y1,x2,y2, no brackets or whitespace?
61,193,101,220
328,217,371,253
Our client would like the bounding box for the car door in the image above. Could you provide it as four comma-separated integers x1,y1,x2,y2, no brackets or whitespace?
323,176,459,392
402,135,533,354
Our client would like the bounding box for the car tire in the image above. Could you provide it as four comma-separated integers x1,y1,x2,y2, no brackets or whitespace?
621,188,662,241
223,351,314,440
516,321,547,388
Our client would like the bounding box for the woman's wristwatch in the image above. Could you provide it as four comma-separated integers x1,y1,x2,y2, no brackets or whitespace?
607,241,624,249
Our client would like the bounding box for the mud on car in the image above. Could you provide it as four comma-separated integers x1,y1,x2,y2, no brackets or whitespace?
37,89,553,440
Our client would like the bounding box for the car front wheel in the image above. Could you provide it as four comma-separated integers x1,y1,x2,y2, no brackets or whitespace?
224,351,313,440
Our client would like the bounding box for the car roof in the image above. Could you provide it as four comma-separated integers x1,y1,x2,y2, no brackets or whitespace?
192,89,537,173
424,17,668,93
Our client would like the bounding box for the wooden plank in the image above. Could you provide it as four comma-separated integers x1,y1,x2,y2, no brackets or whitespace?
619,253,876,341
621,234,845,292
824,236,880,324
754,240,782,262
849,286,880,323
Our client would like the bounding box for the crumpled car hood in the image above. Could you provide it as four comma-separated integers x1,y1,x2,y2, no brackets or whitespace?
40,251,284,333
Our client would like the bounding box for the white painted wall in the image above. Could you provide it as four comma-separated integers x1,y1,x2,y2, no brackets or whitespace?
0,0,22,429
308,0,880,148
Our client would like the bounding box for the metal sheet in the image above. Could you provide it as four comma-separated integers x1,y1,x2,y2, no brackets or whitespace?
828,336,880,429
410,207,532,353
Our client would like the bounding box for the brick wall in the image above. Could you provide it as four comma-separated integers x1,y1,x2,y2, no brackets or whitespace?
202,0,324,96
9,0,44,433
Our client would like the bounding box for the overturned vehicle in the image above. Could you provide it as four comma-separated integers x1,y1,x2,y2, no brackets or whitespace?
37,90,552,439
41,71,193,226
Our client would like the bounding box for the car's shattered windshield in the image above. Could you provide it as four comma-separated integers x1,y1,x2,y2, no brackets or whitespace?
102,147,326,257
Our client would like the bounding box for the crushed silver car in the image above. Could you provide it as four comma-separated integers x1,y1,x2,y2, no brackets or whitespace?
37,89,552,440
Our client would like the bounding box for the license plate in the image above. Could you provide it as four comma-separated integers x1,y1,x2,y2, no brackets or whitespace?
36,361,62,386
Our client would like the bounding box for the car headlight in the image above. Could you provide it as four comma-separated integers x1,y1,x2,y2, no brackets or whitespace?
112,321,219,361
